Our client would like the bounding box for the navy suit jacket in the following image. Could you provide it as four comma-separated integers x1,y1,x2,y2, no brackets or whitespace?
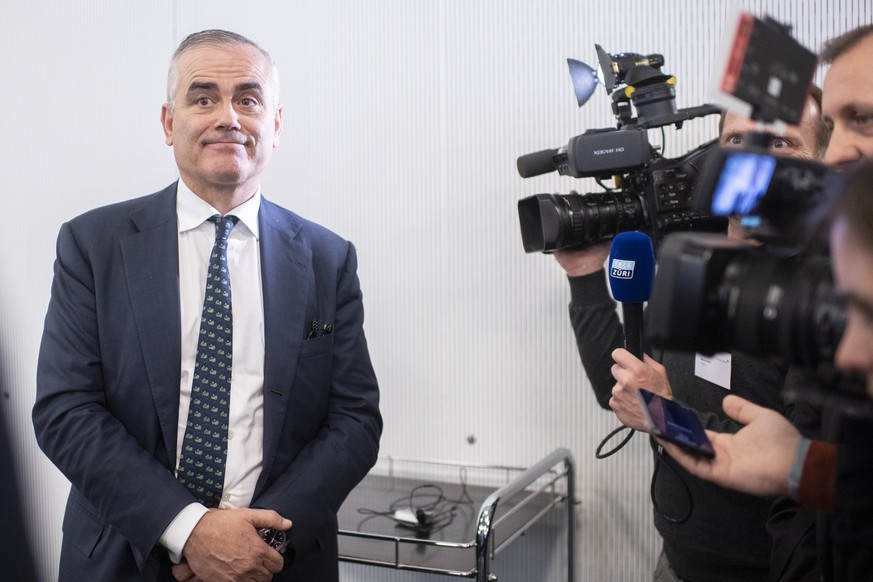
33,183,381,581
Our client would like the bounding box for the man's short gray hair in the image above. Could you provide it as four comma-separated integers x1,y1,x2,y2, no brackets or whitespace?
166,29,280,110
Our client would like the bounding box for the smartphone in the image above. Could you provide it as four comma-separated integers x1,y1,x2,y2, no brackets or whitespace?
637,388,715,458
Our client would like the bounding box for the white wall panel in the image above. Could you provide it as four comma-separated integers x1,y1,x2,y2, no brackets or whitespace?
2,1,869,581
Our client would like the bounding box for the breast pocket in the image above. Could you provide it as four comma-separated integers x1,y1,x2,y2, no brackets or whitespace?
293,335,334,416
299,334,334,361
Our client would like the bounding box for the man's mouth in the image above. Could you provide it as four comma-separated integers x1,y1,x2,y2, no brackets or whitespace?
203,136,248,147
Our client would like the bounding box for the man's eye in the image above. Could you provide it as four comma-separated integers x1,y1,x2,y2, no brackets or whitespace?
853,113,873,130
726,135,744,146
239,97,261,108
849,305,873,337
770,137,787,149
196,97,212,106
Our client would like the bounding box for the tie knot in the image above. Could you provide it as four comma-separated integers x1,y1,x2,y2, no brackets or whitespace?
209,215,238,242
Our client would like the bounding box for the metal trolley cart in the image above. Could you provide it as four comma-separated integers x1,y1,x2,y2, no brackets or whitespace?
337,448,575,581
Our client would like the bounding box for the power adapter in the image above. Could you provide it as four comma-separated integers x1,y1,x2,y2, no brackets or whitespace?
393,508,435,531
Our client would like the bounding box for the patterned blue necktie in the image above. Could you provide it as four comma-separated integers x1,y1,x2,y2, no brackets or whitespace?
177,214,237,507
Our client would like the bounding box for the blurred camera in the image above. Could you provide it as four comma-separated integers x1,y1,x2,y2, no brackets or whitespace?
647,230,845,372
645,13,857,382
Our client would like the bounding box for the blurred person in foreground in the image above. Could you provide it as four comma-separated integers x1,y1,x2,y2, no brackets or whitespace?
0,390,38,579
661,159,873,581
658,24,873,582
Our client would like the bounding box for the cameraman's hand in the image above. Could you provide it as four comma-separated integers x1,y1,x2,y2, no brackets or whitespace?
554,241,611,277
609,348,673,432
657,395,799,497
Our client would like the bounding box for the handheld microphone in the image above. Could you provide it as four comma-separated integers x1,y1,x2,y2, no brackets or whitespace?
607,232,656,359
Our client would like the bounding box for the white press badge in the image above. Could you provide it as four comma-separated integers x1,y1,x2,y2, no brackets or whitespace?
695,352,732,390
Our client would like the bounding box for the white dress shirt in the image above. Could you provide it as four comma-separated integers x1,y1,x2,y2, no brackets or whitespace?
160,179,266,561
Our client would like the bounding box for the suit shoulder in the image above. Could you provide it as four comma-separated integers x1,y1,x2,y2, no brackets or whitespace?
63,186,176,236
261,198,350,248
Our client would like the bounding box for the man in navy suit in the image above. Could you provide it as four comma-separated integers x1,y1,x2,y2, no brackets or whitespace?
33,29,381,582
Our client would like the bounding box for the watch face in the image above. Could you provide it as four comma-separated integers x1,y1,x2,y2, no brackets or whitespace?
257,527,290,554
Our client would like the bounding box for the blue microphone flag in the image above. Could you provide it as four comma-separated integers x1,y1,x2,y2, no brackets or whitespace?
608,232,656,303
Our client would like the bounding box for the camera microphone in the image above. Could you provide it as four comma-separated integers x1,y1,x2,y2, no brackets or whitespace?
607,232,656,359
516,148,562,178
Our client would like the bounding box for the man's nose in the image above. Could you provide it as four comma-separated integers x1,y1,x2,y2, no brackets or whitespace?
835,320,873,376
214,101,242,131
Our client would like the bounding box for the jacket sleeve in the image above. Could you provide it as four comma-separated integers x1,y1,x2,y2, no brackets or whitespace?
567,270,625,409
32,221,194,569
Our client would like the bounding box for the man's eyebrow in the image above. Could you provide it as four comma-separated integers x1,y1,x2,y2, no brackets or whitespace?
236,81,265,94
187,81,219,93
842,291,873,319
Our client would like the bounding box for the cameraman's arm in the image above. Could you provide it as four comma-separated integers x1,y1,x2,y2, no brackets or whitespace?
557,243,623,409
555,243,611,277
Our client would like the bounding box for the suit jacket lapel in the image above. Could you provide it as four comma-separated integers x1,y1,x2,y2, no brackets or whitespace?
116,190,311,485
120,184,182,467
257,198,311,492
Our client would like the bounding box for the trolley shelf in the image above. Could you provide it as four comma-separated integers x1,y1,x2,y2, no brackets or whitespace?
337,448,575,581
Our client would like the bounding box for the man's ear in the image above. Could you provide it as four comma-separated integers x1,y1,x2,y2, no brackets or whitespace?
273,104,283,148
161,103,174,146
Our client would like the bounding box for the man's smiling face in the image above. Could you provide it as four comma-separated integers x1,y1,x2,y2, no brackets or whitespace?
161,42,282,198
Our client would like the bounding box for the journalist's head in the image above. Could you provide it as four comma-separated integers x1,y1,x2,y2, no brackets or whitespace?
821,25,873,167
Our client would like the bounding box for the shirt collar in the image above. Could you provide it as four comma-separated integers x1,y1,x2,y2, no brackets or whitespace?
176,178,261,239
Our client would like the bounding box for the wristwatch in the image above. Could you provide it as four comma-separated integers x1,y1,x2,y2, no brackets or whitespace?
257,527,290,554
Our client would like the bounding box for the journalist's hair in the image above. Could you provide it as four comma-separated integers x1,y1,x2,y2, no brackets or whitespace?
819,24,873,64
166,29,280,110
821,25,873,64
717,84,828,159
832,161,873,250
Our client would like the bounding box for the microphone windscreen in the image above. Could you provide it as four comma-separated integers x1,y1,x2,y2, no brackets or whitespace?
608,231,656,303
517,149,558,178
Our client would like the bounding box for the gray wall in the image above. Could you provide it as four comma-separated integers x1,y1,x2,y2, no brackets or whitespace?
1,1,868,580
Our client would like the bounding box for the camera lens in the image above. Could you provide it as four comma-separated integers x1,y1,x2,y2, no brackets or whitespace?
649,234,847,373
517,192,646,252
719,252,846,370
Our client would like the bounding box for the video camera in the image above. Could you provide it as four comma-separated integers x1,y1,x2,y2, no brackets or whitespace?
647,14,859,388
515,45,727,253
